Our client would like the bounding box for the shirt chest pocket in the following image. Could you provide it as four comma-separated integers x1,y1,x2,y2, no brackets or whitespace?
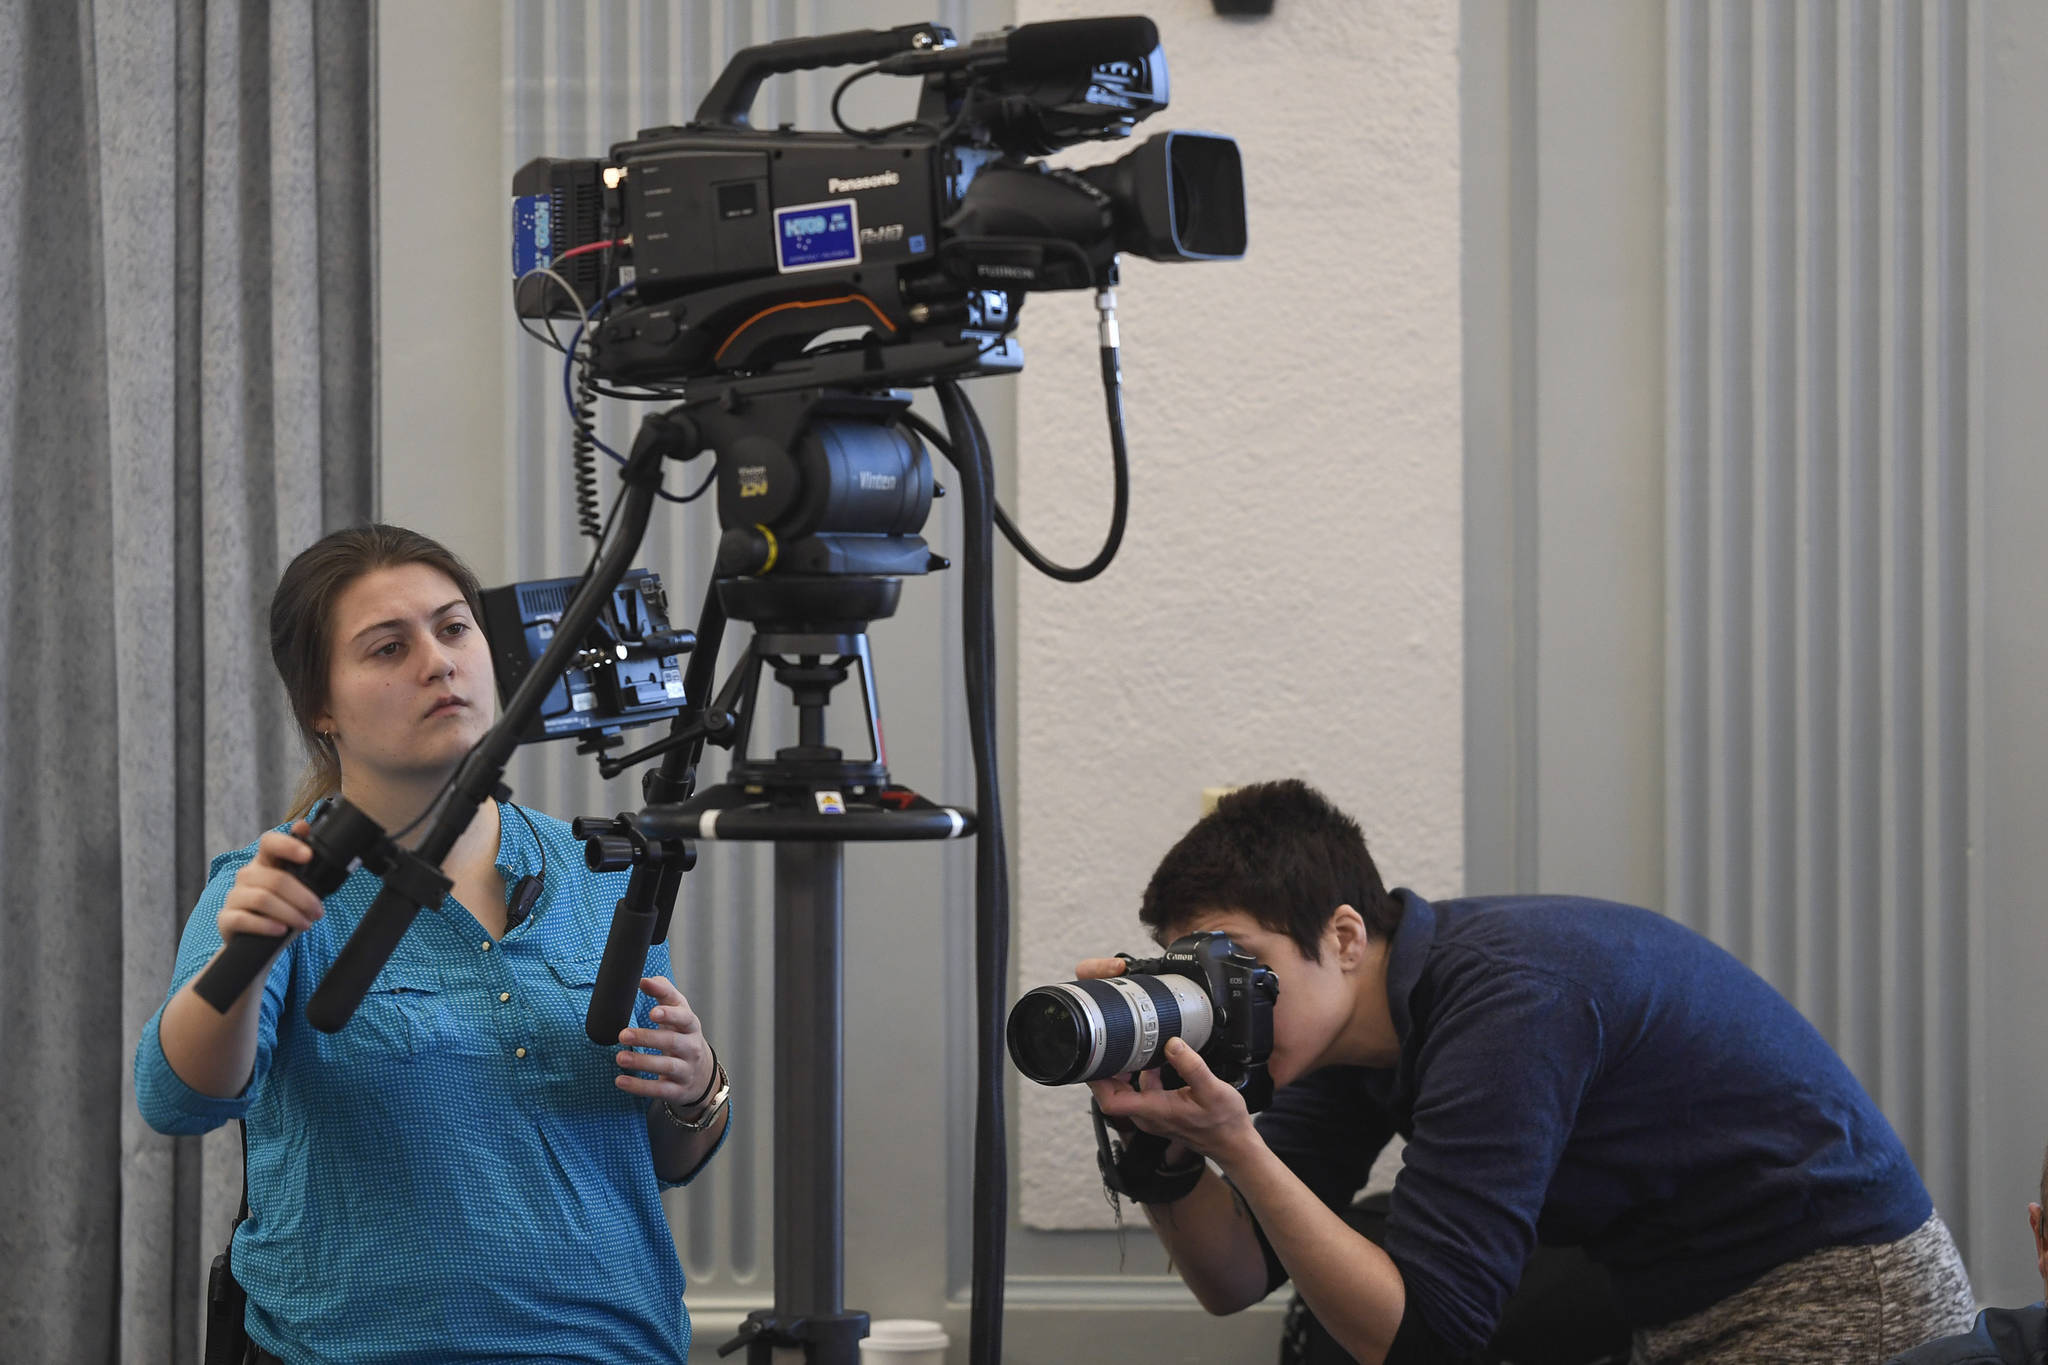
540,952,610,1041
545,951,603,996
322,960,465,1061
539,950,642,1087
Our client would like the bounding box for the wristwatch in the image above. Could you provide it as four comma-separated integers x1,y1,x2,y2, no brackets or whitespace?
661,1061,730,1133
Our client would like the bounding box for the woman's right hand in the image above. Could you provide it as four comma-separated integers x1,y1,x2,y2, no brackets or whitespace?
217,822,326,942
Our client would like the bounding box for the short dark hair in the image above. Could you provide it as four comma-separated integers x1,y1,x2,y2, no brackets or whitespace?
1138,779,1402,961
270,524,484,819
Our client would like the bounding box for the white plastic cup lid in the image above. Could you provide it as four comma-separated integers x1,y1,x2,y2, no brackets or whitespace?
865,1319,950,1350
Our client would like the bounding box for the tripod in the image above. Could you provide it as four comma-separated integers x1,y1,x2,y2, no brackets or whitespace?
631,574,974,1365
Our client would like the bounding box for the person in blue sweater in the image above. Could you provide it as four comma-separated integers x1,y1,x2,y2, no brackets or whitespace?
136,525,730,1365
1084,779,1973,1365
1887,1145,2048,1364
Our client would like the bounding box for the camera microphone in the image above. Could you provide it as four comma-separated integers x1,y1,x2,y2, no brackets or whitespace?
878,16,1161,80
1003,17,1161,80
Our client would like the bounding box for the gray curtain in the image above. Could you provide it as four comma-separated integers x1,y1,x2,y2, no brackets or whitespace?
0,1,373,1360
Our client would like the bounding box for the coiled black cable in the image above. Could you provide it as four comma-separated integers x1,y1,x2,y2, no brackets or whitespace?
570,350,604,543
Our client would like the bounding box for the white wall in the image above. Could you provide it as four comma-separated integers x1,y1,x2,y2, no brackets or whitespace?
376,0,508,582
1010,0,1464,1228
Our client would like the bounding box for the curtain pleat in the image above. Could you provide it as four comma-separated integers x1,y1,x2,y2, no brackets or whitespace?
0,2,373,1360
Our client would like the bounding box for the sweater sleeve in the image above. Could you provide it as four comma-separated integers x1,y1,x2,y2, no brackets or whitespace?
1380,958,1605,1358
134,845,292,1135
1249,1066,1399,1294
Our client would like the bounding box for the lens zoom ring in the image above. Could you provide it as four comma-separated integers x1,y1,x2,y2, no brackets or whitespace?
1074,978,1137,1082
1133,974,1184,1046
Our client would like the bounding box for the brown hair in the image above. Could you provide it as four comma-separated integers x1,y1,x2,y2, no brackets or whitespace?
1139,779,1403,961
271,524,485,819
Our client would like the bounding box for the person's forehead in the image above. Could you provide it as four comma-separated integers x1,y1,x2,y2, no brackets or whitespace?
333,563,466,633
1174,906,1271,940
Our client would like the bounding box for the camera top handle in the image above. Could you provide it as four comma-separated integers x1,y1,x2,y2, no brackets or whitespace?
692,21,955,130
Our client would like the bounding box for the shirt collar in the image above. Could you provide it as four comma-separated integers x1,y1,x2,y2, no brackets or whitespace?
1383,887,1438,1045
305,794,542,881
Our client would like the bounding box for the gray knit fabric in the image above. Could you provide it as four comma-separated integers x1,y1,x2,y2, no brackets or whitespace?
0,2,372,1360
1632,1212,1979,1365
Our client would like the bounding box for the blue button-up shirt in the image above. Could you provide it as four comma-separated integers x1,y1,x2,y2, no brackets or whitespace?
136,805,713,1364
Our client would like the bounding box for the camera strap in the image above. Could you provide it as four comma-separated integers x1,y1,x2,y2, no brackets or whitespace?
1090,1099,1203,1206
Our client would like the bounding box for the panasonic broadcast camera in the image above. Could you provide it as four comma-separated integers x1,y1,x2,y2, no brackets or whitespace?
509,16,1245,387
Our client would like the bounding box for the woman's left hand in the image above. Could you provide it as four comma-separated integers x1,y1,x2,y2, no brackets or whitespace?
615,975,717,1107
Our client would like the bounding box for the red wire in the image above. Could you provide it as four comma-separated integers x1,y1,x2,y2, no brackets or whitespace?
551,239,619,264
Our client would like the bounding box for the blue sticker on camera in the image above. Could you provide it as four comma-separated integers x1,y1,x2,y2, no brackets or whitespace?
512,193,553,277
775,199,860,273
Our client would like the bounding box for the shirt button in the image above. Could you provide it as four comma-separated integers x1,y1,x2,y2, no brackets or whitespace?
515,1047,528,1059
499,991,511,1003
480,941,492,952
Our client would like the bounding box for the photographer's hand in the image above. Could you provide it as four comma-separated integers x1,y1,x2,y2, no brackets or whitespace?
1093,1038,1408,1361
1087,1037,1260,1169
1073,955,1200,1167
1070,1020,1270,1320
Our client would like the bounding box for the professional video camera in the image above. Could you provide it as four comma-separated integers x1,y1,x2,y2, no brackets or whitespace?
506,15,1243,589
194,17,1244,1365
1008,929,1278,1110
510,16,1245,383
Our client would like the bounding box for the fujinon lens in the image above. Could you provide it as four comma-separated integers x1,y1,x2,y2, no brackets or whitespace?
1006,974,1216,1086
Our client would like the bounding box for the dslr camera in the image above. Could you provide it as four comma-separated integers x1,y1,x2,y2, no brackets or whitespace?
1007,929,1278,1113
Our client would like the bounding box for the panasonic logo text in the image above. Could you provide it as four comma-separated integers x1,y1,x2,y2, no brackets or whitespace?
827,172,901,193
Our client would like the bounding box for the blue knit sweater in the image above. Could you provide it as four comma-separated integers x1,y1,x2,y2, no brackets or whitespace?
1254,890,1930,1355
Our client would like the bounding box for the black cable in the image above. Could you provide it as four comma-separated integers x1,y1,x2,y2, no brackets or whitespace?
571,357,605,542
678,465,717,503
936,378,1007,1365
506,802,547,885
900,341,1129,582
580,476,633,588
518,313,571,355
521,316,692,402
830,64,938,141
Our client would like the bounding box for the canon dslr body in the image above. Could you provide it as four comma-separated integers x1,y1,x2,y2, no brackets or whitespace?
1007,929,1277,1112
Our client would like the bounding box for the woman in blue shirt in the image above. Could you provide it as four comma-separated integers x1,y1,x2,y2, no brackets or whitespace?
136,524,730,1364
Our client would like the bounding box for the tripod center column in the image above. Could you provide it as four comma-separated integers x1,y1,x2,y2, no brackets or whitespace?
774,838,848,1318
